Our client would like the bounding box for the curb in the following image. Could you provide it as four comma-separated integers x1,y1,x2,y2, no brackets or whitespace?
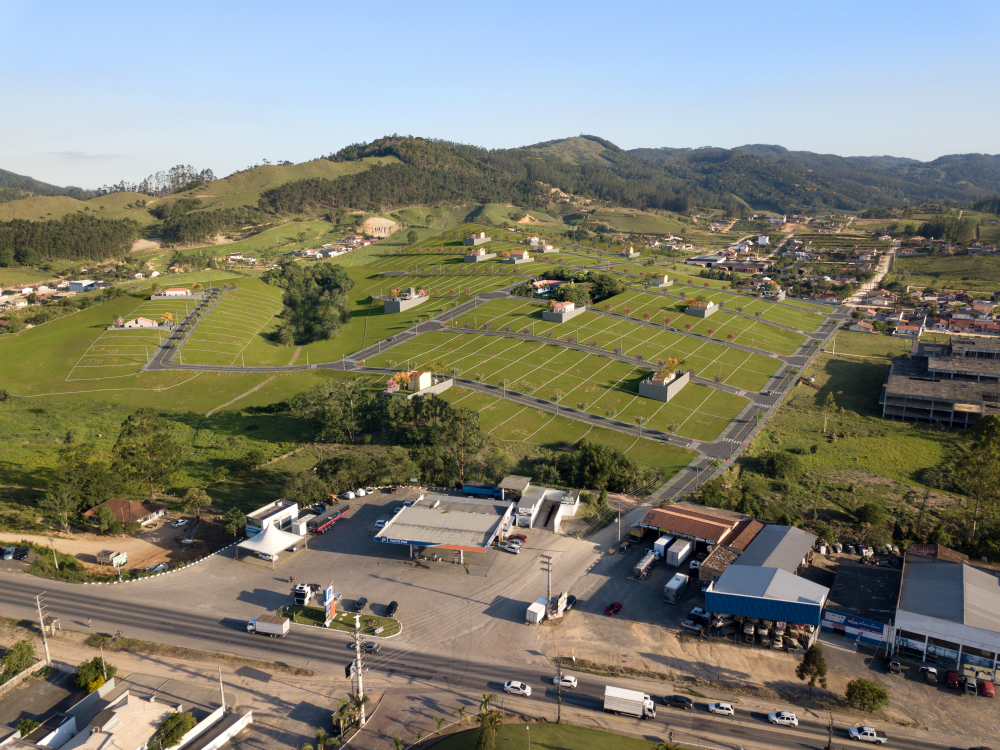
83,541,238,585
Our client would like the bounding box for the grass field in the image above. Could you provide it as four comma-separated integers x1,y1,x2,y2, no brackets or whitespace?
180,278,285,367
367,331,749,441
0,267,59,288
887,254,1000,293
434,723,664,750
590,208,686,234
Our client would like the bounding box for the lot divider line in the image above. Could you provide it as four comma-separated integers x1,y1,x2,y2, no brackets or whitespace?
205,375,277,417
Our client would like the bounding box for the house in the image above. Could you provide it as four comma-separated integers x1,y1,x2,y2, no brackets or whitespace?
531,279,565,294
757,235,770,247
850,320,875,333
68,279,96,293
409,371,432,391
552,301,575,314
621,246,639,258
122,317,159,328
161,288,190,297
84,497,166,526
893,324,923,338
463,231,492,246
227,252,245,261
130,272,145,280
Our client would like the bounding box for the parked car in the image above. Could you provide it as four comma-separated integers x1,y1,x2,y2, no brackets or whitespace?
980,680,995,698
353,597,368,613
946,670,961,689
964,677,978,695
361,641,380,653
564,595,577,611
1,547,14,561
663,695,693,710
365,487,374,494
768,711,798,727
504,680,531,697
506,539,522,548
920,666,939,684
689,560,700,572
343,491,356,500
742,622,755,638
393,507,404,514
375,520,387,528
509,533,527,542
171,519,189,528
708,702,734,716
503,544,521,554
772,634,784,649
13,546,29,560
680,619,703,634
552,675,577,688
385,601,399,618
605,602,623,616
258,552,277,562
689,607,708,618
403,500,413,507
884,658,901,674
356,488,367,497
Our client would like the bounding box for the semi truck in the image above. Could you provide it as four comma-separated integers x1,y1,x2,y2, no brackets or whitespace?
96,550,127,567
308,505,350,534
247,615,290,637
652,535,675,560
666,539,693,568
633,551,656,580
603,686,656,719
663,573,689,604
461,481,503,499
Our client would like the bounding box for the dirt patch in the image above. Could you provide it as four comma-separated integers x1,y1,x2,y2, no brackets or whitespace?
130,238,163,253
516,215,535,224
360,217,399,237
824,470,959,508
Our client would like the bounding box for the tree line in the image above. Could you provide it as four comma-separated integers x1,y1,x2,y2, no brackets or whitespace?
95,164,216,197
262,262,354,345
0,214,140,265
157,200,271,246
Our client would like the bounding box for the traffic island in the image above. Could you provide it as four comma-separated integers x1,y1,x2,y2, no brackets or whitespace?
279,604,402,637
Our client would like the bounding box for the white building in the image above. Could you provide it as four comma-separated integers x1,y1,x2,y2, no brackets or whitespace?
122,317,159,328
757,235,770,247
245,499,299,536
68,279,96,293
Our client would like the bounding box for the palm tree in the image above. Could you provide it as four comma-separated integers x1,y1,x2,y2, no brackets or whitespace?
635,415,648,438
454,706,469,725
434,717,447,736
392,735,403,750
348,693,369,727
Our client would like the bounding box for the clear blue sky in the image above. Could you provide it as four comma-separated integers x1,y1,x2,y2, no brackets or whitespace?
2,0,997,188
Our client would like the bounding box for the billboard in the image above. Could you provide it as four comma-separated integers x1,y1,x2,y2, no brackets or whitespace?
823,609,886,635
325,581,335,622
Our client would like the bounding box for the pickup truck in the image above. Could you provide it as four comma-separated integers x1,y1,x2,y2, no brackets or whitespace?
848,726,887,744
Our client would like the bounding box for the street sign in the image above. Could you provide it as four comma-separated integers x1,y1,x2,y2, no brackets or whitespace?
324,581,335,623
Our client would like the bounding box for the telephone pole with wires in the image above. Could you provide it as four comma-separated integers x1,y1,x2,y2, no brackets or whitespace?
352,615,367,726
540,555,552,614
35,592,51,665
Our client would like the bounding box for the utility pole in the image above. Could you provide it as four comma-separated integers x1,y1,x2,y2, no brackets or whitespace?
540,555,552,614
353,615,366,726
218,666,226,712
35,592,51,665
100,644,107,680
556,659,563,723
48,539,58,571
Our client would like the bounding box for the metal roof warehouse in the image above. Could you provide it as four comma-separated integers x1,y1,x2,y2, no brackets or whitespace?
374,493,514,554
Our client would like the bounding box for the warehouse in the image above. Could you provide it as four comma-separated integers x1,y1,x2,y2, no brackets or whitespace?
821,563,901,647
706,525,829,628
891,544,1000,677
374,493,515,563
633,503,745,554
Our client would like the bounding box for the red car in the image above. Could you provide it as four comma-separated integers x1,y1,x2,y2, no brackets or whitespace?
605,602,623,616
509,534,527,543
979,680,995,698
946,670,961,689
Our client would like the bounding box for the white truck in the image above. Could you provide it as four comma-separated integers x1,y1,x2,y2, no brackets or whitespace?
652,535,675,560
603,685,656,720
247,615,290,638
848,726,888,744
526,597,547,624
666,539,692,568
663,573,689,604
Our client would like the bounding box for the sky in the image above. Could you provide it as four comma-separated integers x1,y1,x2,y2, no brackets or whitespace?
2,0,998,188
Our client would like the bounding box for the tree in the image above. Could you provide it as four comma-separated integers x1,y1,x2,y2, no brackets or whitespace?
822,392,835,433
332,698,353,740
406,230,418,245
16,719,40,737
180,487,211,518
112,408,181,499
441,407,484,482
39,484,80,532
223,507,245,537
124,520,141,535
154,712,197,749
75,656,117,691
845,678,890,712
96,504,123,536
0,639,35,681
956,415,1000,543
795,644,828,698
474,694,502,750
238,448,266,474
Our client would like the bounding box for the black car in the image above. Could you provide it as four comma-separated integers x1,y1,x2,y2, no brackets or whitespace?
564,595,577,611
663,695,694,710
689,612,710,626
361,641,380,653
385,601,399,618
353,597,368,613
885,657,901,675
13,546,29,560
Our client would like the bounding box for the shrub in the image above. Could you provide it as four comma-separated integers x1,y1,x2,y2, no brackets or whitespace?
845,678,889,712
76,657,117,692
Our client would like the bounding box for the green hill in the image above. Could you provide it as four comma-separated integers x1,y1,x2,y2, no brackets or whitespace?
0,167,88,203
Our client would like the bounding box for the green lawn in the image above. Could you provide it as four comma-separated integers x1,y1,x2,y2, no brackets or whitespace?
434,723,669,750
887,254,1000,293
280,604,402,637
827,330,914,358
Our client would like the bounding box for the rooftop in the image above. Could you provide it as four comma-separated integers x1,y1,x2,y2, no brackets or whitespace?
826,562,902,624
375,493,513,550
727,519,767,552
639,505,738,544
246,499,296,521
83,498,164,524
713,565,829,606
898,554,1000,633
734,525,816,574
498,475,531,493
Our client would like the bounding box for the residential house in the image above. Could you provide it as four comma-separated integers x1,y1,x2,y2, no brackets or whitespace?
122,317,159,328
850,320,875,334
84,497,166,526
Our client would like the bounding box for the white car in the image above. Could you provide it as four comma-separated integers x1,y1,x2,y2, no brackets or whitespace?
768,711,798,727
504,680,531,696
503,543,521,554
690,560,701,571
680,619,702,633
393,506,404,514
375,520,387,528
356,488,366,497
506,539,522,548
690,607,708,618
171,519,189,528
343,491,356,500
365,487,374,494
552,675,577,688
708,702,734,716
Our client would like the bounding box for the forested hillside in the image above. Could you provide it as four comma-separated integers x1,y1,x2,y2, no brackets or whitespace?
0,214,140,266
0,168,89,204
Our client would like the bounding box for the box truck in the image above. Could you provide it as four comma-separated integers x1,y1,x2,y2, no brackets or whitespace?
663,573,689,604
247,614,290,637
653,535,675,560
526,597,547,624
603,686,656,719
666,539,692,568
633,551,656,580
97,550,127,567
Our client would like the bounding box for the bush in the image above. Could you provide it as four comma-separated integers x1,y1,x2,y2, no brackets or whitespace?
75,657,117,692
763,451,801,480
154,711,197,748
0,640,36,684
16,719,39,737
845,678,890,712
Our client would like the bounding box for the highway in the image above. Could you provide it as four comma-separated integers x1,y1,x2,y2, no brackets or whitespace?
0,574,971,749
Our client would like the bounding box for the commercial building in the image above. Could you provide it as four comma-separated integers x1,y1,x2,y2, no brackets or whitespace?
706,525,828,628
633,504,743,552
375,493,515,562
881,337,1000,428
68,280,95,293
821,562,901,647
245,499,298,537
891,544,1000,677
698,518,766,582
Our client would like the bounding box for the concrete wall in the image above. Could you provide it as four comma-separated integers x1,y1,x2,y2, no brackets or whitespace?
151,292,205,301
464,253,497,263
65,677,118,717
394,378,454,401
384,296,428,314
638,371,690,402
542,306,586,323
190,710,253,750
177,705,224,749
501,257,533,264
685,302,719,318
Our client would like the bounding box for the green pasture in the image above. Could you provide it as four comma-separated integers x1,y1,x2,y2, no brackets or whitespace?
887,254,1000,293
590,209,686,234
629,286,828,332
0,267,59,288
367,331,748,441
